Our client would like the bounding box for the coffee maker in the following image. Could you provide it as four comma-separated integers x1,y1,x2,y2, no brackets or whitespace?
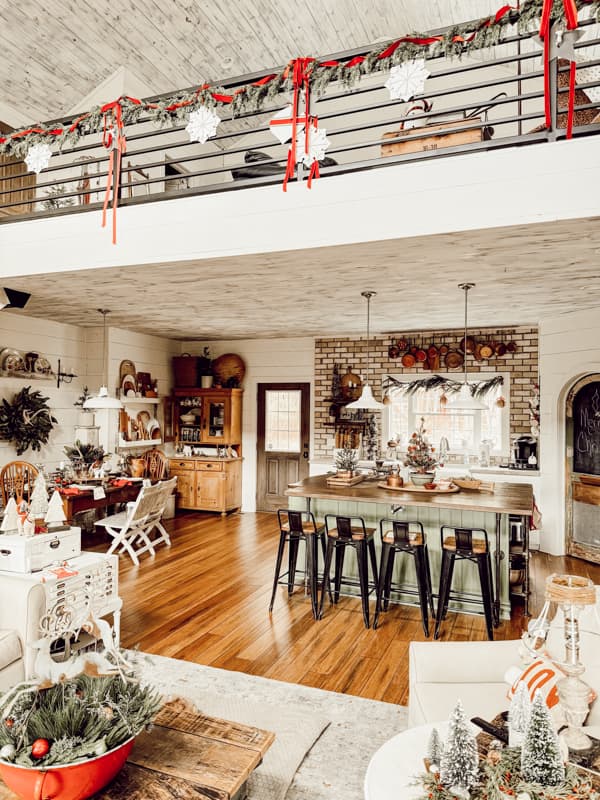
512,435,538,469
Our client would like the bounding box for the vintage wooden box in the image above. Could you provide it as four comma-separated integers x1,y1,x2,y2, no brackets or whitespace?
0,527,81,573
381,116,491,157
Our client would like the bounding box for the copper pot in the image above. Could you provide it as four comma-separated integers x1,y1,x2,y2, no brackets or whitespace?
386,474,403,488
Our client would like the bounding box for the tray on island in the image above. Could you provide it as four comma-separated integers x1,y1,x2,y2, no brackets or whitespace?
377,481,460,494
326,474,365,487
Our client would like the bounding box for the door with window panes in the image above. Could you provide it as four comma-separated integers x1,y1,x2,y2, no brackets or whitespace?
256,383,310,512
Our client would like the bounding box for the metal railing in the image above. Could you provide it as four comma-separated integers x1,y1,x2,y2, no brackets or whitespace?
1,16,599,222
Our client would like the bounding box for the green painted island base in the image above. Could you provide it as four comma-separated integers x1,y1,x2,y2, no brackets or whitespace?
288,496,512,622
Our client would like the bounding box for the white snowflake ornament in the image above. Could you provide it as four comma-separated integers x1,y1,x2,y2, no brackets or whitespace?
385,59,430,102
301,127,330,167
269,104,305,145
25,142,52,174
185,106,221,144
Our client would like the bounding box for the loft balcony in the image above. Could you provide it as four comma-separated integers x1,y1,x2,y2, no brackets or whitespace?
1,10,600,230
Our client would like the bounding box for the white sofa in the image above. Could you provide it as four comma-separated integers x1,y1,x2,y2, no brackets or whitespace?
409,592,600,728
0,577,45,690
0,629,24,691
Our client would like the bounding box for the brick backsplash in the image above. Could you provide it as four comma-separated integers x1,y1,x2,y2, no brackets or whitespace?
314,326,539,460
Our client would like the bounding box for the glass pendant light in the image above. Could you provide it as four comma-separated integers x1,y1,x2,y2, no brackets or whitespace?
83,309,123,410
346,291,385,410
447,283,487,411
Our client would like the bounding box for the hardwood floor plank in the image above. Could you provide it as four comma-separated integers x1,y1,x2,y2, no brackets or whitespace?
83,511,600,705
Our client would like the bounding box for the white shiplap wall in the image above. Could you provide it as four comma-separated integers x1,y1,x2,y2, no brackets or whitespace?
538,306,600,555
180,337,315,512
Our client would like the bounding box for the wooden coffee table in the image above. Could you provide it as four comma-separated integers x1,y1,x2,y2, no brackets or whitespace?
0,699,275,800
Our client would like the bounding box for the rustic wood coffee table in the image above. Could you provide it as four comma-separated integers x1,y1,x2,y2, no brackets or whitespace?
0,699,275,800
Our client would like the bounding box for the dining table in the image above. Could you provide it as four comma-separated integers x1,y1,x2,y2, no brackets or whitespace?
59,479,142,522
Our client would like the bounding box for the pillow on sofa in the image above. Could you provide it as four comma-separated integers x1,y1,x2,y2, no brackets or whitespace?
506,657,561,710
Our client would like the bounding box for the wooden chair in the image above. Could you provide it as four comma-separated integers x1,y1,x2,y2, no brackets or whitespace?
0,461,39,506
94,477,177,566
144,449,169,481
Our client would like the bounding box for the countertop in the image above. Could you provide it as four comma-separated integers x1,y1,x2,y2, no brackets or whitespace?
286,474,534,515
170,455,241,462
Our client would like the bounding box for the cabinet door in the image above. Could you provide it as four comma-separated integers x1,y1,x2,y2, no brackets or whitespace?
173,471,196,508
202,396,231,443
197,471,225,510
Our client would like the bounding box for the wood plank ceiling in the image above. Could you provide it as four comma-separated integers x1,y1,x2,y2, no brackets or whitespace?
1,1,503,122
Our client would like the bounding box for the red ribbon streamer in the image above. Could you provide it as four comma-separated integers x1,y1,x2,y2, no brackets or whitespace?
539,0,579,137
272,58,316,191
100,97,140,244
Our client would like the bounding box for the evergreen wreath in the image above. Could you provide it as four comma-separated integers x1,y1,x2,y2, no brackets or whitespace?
0,387,57,455
0,674,161,768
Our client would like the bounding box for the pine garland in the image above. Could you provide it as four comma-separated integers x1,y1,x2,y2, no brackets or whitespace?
1,0,599,160
0,674,161,768
382,375,503,398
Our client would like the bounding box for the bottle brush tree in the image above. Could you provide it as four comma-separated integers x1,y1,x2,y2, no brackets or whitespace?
440,700,479,795
521,691,565,786
427,727,443,770
404,417,437,473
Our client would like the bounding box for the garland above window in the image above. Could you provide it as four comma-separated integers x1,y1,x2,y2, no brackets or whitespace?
383,374,504,398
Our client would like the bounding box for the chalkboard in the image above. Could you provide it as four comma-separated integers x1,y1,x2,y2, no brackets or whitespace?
573,381,600,475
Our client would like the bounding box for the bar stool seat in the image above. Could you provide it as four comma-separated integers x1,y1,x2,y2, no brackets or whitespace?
327,525,376,540
319,515,378,628
374,520,433,636
280,518,325,534
434,525,495,641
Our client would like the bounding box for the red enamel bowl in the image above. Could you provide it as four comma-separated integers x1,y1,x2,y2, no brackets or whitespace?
0,736,135,800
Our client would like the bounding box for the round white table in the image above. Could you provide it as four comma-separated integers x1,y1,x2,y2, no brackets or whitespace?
364,722,447,800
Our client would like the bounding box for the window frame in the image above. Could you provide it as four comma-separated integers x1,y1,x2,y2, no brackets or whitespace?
383,371,511,457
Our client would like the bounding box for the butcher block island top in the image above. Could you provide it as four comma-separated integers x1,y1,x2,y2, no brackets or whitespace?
286,475,533,515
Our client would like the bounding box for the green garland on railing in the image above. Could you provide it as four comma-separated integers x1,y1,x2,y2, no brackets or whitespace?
1,0,599,159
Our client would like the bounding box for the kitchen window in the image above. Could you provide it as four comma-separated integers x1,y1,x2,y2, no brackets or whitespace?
384,373,509,457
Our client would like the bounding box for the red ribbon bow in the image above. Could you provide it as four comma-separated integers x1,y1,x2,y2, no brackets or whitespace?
539,0,579,137
275,57,316,191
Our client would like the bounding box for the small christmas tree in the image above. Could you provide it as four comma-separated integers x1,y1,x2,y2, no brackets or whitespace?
29,472,49,519
335,447,358,474
45,490,67,530
521,692,565,786
404,417,437,473
427,727,443,770
440,700,479,796
0,497,19,534
509,681,531,747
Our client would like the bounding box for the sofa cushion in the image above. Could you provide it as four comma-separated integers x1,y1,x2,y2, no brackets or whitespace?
0,629,22,671
409,681,508,728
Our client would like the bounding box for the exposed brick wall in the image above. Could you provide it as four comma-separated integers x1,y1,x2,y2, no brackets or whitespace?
314,326,539,459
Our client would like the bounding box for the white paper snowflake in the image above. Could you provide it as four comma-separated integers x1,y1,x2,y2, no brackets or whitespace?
269,104,305,145
385,59,430,102
24,142,52,174
185,107,221,144
300,127,331,167
577,62,600,104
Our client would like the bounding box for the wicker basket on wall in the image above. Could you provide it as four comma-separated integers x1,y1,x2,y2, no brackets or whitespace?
211,353,246,388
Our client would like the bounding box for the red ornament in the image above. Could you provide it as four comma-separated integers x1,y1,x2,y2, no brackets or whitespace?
4,718,14,728
31,739,50,759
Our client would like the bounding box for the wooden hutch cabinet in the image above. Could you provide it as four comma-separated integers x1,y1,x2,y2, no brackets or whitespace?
168,388,243,515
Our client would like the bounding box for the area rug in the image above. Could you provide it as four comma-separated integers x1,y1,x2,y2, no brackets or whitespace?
135,652,407,800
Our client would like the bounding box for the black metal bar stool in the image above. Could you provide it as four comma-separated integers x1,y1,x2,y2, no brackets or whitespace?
373,519,434,636
269,509,327,620
434,525,495,640
319,514,378,629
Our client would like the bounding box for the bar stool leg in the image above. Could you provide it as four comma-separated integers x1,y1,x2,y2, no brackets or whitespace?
305,534,320,620
367,538,379,587
333,544,346,604
434,549,455,639
318,538,335,619
424,544,435,617
373,542,392,629
477,553,495,640
355,540,370,629
319,532,333,603
269,532,287,613
383,549,396,611
287,535,300,595
440,553,456,621
413,546,430,637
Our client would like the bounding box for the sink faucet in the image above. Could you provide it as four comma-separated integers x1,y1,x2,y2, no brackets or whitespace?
439,437,450,464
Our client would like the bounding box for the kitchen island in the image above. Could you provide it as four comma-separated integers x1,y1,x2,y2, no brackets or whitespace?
286,475,534,621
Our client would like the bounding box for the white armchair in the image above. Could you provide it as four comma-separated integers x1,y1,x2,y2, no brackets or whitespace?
409,588,600,729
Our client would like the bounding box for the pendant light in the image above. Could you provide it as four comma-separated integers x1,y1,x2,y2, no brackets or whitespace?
83,309,123,410
447,283,487,411
346,291,385,410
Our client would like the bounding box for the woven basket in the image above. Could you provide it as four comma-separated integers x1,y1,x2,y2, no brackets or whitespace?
211,353,246,387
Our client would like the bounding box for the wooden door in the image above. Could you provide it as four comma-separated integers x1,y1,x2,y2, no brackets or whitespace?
173,470,196,509
256,383,310,512
566,374,600,562
197,471,224,510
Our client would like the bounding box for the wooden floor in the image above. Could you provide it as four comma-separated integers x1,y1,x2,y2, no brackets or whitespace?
87,511,600,706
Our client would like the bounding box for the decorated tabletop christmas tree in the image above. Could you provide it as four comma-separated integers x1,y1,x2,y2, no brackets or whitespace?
440,700,479,797
405,417,437,474
521,691,565,786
